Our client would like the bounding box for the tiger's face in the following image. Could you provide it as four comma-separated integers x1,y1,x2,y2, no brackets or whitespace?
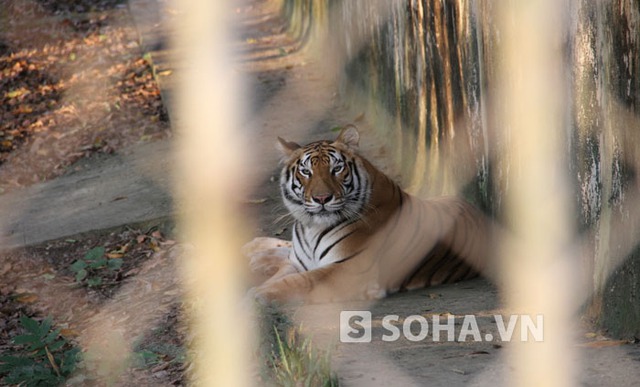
277,126,369,226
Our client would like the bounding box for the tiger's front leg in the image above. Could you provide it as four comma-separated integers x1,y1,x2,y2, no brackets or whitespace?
252,266,335,304
253,263,382,304
242,237,293,285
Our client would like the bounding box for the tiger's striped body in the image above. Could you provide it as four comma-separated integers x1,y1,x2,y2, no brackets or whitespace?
248,125,489,303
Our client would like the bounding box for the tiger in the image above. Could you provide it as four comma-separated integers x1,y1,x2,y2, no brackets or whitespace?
245,124,491,303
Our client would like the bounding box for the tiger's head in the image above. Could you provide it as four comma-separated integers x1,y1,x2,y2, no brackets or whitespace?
277,125,370,227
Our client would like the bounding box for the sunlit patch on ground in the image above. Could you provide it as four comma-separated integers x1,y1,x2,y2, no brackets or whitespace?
0,0,169,192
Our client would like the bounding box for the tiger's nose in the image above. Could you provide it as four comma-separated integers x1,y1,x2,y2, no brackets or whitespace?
312,194,333,204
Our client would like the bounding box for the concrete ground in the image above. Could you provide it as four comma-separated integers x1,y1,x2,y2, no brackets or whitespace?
1,0,639,385
0,140,173,248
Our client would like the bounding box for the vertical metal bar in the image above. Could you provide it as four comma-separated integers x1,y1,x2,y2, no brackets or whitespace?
497,1,576,386
173,0,251,385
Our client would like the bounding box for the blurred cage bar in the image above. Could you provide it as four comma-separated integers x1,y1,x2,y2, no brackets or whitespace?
173,0,252,386
496,2,575,386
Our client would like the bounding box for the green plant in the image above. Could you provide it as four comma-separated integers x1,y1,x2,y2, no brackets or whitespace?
131,349,162,368
269,327,339,387
70,246,122,287
131,343,186,369
0,315,80,386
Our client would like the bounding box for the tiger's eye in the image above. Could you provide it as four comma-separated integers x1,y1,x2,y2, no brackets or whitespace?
332,165,344,175
299,167,311,177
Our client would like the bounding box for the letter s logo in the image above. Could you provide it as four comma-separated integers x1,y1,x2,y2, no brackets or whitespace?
340,311,372,343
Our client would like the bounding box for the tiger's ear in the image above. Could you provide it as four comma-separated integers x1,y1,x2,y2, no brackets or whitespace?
335,124,360,149
277,137,301,157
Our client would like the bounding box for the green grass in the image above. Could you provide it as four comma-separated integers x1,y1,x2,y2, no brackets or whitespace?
269,327,339,387
259,307,339,387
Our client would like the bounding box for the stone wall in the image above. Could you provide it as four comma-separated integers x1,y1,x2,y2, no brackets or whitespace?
282,0,640,339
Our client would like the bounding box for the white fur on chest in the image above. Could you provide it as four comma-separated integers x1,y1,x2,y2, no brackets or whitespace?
289,222,349,271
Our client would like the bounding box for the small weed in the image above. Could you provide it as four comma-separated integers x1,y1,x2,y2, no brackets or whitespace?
132,343,186,369
129,307,187,384
69,246,122,287
258,308,338,386
131,349,162,368
269,327,339,387
0,315,80,386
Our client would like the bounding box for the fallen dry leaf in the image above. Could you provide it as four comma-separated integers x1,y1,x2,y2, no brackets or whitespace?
60,328,80,337
16,293,39,303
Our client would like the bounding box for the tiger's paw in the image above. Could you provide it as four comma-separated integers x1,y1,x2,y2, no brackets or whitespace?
243,237,292,277
249,250,291,276
248,285,281,305
249,282,299,305
241,237,291,256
